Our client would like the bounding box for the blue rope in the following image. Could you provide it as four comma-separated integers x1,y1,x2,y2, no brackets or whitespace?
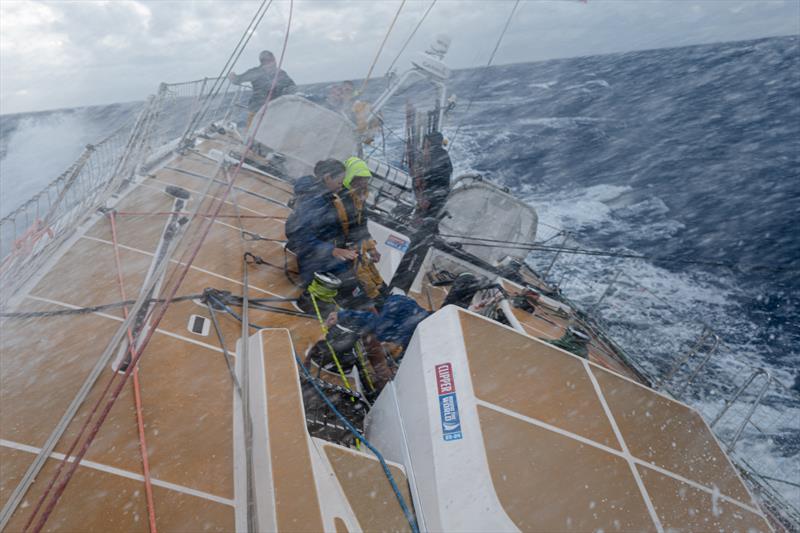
295,355,421,533
212,291,420,532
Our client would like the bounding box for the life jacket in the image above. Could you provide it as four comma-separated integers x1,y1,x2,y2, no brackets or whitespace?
352,100,380,143
330,193,350,240
330,191,385,299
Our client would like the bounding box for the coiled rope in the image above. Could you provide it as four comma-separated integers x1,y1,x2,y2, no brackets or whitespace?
307,278,354,391
295,356,420,533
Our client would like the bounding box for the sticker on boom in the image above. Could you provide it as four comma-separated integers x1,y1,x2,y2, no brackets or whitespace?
435,363,463,441
385,234,409,253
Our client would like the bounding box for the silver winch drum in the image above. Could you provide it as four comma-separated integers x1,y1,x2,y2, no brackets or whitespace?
313,271,343,290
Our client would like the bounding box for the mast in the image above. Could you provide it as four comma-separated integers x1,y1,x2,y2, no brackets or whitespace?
369,34,453,131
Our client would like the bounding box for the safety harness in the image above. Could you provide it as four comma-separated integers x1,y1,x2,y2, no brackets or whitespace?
331,191,384,300
306,274,376,394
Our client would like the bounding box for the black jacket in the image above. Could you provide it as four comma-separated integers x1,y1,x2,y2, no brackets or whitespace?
232,66,297,112
421,146,453,212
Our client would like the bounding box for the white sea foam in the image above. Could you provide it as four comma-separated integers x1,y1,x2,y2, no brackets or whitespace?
563,79,612,91
0,112,102,217
515,116,616,129
528,81,558,90
525,183,633,231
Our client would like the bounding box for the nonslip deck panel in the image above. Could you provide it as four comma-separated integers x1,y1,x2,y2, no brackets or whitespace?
458,310,771,532
0,141,307,531
0,448,234,533
593,365,754,504
0,304,237,520
462,312,620,447
478,405,656,532
28,237,152,311
637,465,770,532
0,310,125,451
323,443,414,533
260,329,325,532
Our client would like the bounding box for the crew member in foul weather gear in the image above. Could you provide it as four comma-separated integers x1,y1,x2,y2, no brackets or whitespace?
391,133,454,293
284,159,353,285
325,80,357,118
414,131,452,218
286,159,339,212
228,50,296,128
340,157,387,304
307,295,430,391
333,294,430,352
341,157,374,246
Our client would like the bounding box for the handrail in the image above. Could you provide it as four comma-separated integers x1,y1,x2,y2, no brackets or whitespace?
542,232,569,278
161,76,225,89
589,269,621,314
674,331,719,394
710,368,772,452
0,75,247,297
657,326,720,393
529,216,796,522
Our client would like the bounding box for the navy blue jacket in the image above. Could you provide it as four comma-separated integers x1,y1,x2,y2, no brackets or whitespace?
337,295,430,348
285,179,349,283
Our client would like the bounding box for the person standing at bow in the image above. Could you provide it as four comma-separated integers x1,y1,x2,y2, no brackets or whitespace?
228,50,297,128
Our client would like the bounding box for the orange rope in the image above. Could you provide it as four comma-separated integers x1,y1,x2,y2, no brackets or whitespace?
0,219,54,275
29,3,292,527
109,211,158,533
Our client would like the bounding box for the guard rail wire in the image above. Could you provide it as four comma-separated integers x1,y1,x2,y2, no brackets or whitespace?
362,163,797,522
0,76,247,299
532,223,800,528
362,164,797,522
1,73,797,529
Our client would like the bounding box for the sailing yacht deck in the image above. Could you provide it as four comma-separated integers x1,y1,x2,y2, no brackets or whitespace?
1,129,773,532
1,136,335,530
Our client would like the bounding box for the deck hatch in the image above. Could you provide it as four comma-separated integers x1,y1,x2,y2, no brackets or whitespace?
188,314,210,336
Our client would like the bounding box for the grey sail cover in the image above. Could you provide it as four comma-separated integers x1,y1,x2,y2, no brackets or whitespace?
439,182,538,265
251,95,360,178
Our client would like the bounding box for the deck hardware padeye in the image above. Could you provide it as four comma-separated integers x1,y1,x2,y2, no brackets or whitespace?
187,314,210,336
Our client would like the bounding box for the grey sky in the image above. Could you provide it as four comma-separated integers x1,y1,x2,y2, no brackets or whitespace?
1,0,798,114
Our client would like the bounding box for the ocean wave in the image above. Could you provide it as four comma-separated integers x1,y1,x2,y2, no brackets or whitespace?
2,34,798,502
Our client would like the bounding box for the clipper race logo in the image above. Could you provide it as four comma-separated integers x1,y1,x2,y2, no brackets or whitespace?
435,363,463,441
384,234,409,253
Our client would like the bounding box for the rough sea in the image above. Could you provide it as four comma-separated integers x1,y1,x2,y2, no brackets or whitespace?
1,35,798,507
